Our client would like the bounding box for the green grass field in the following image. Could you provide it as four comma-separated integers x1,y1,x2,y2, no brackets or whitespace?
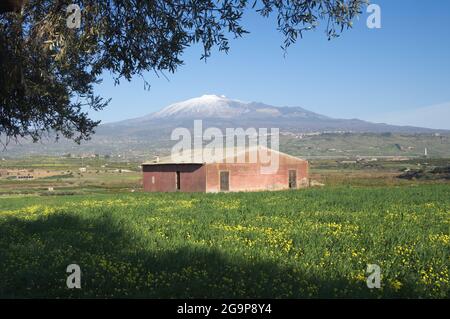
0,185,449,298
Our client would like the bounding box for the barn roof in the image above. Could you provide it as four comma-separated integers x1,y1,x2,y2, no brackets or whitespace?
142,146,306,165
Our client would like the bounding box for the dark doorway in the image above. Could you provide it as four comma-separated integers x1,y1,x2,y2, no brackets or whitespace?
220,171,230,191
288,170,297,189
176,171,181,190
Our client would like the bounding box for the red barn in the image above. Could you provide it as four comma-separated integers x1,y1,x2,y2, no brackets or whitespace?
142,147,308,193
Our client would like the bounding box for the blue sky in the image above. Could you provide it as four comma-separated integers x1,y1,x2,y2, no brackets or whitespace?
92,0,450,129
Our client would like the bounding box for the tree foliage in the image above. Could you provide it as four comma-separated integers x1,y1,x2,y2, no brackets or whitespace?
0,0,367,145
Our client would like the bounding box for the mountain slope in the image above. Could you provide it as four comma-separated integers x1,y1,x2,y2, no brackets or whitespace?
3,95,447,158
147,94,330,120
105,94,439,134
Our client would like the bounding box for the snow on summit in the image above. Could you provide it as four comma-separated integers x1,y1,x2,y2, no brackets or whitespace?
146,94,330,121
151,94,250,119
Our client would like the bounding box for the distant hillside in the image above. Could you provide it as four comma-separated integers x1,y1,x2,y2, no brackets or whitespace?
2,95,449,158
105,94,442,134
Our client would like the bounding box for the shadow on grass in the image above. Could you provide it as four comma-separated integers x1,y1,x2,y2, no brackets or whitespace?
0,212,426,298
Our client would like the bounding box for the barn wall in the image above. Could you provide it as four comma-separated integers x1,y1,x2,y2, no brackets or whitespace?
205,154,308,193
142,164,206,192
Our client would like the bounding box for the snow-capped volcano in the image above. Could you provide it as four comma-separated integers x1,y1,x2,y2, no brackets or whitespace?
149,94,324,120
4,95,444,157
150,94,252,119
103,95,442,136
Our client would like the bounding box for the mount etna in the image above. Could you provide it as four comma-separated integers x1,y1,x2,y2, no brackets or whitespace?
2,95,448,158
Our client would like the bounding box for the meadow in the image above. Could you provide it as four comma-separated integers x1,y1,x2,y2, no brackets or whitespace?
0,184,449,298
